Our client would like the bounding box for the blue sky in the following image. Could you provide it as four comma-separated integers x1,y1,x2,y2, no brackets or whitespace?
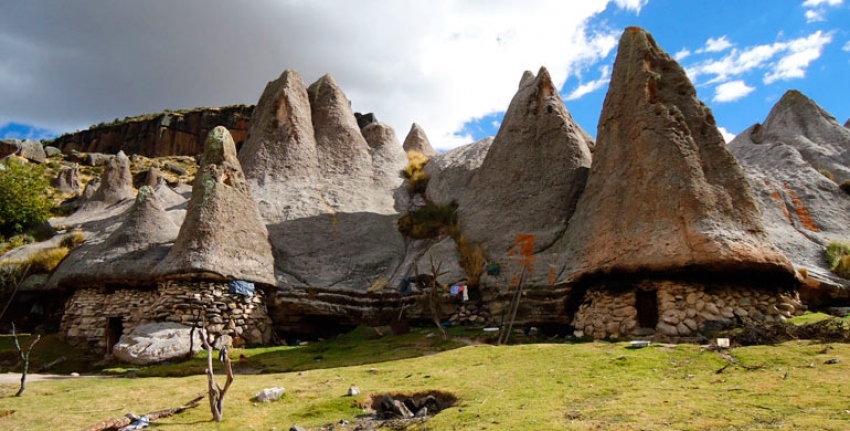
1,1,848,149
461,0,850,143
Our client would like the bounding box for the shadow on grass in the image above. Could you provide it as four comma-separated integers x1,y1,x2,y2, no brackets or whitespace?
134,325,478,378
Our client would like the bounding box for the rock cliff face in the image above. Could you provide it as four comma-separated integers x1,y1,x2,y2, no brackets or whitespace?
729,91,850,304
458,67,593,287
402,123,439,157
561,27,792,283
51,105,253,158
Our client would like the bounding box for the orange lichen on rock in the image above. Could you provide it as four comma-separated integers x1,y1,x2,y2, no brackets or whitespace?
509,234,536,273
782,183,819,232
764,180,792,222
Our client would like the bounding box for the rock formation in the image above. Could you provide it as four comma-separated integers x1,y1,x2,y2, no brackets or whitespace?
457,67,593,286
50,185,181,288
561,27,793,282
402,123,439,157
90,151,135,204
51,105,252,158
52,163,81,193
155,126,275,285
0,139,46,163
240,70,407,294
729,90,850,304
424,137,493,206
112,322,203,366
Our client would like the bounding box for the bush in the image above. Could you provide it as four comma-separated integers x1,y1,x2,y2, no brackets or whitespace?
401,151,430,195
0,159,53,236
826,241,850,279
397,202,457,239
457,234,486,287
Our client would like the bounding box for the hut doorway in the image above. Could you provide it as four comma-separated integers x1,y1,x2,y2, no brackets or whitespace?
636,290,658,329
106,317,124,354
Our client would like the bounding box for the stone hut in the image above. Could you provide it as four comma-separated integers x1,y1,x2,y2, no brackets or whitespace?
561,27,800,339
56,127,276,354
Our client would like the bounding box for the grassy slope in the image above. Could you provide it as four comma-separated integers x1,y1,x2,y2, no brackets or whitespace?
1,325,850,430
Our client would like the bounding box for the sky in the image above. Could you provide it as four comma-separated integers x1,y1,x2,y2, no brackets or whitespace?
0,0,848,151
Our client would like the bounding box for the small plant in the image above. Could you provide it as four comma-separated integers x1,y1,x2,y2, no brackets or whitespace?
826,241,850,279
0,234,35,256
397,202,457,239
59,230,85,249
3,246,69,276
456,234,486,287
401,151,430,195
817,168,835,182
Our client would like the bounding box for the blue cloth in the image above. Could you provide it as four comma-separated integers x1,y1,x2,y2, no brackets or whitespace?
229,280,255,297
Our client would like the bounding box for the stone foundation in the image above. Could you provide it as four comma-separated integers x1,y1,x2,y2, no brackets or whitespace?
572,280,804,339
61,280,273,352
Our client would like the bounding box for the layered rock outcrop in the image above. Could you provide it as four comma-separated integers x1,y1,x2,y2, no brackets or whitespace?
457,67,592,286
729,90,850,303
51,105,252,158
155,126,275,285
561,27,793,282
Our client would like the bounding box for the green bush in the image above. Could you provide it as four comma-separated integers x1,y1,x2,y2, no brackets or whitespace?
826,241,850,279
0,159,53,236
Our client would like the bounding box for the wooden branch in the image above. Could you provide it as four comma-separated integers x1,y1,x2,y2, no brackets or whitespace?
80,395,204,431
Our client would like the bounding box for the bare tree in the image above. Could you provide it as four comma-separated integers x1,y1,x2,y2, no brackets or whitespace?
200,328,233,422
11,322,42,397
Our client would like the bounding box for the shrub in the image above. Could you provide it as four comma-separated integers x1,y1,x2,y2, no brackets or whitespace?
0,234,35,256
0,159,53,236
3,246,69,276
457,234,486,286
397,202,457,239
401,151,430,195
826,241,850,279
59,230,85,249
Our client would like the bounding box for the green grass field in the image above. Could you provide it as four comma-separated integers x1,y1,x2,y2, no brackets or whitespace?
2,321,850,430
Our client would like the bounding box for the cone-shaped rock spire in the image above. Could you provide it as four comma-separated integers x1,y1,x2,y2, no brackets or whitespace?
457,66,593,275
563,27,792,281
402,123,439,157
156,126,275,284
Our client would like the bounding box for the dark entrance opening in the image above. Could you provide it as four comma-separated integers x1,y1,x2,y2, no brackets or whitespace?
636,290,659,329
106,317,124,354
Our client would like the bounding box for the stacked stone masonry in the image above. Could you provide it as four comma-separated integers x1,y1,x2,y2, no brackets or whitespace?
572,280,805,339
60,281,273,352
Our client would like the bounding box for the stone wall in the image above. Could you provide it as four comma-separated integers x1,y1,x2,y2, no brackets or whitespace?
572,280,805,339
61,281,273,352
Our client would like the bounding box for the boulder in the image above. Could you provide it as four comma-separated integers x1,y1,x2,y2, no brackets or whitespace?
18,140,46,164
424,136,493,206
112,322,203,365
728,91,850,304
402,123,439,157
0,139,46,163
255,387,286,402
561,27,793,282
44,146,62,158
457,67,592,285
155,126,275,285
52,163,81,193
355,112,378,129
85,152,113,167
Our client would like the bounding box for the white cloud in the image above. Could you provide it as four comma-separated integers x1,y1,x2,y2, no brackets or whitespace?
701,36,733,53
801,0,842,6
717,126,736,143
674,48,691,61
0,1,643,151
805,9,825,22
685,31,832,86
564,65,611,101
712,80,755,103
763,31,833,83
843,40,850,52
